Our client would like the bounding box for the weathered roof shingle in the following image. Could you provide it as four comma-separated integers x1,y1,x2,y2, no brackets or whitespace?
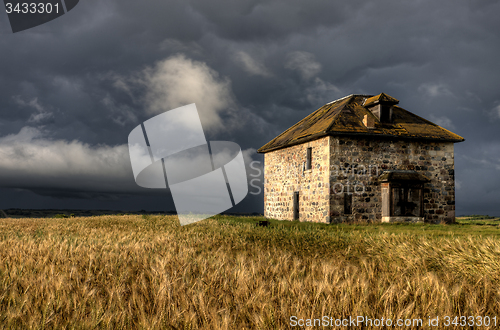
258,93,465,153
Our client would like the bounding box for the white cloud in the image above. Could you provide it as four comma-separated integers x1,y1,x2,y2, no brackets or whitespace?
233,51,272,77
0,126,43,142
418,82,454,98
140,54,235,131
13,96,44,112
13,96,53,123
0,127,139,194
28,112,53,123
429,114,456,130
0,126,261,198
305,77,342,105
107,54,261,133
284,51,321,80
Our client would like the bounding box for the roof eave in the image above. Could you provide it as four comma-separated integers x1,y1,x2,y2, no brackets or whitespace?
257,132,328,153
257,131,465,153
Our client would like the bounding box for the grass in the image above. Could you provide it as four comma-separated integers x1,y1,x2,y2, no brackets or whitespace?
456,216,500,226
0,215,499,329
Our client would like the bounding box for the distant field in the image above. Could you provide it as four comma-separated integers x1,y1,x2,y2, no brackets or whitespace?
456,215,500,226
0,215,499,329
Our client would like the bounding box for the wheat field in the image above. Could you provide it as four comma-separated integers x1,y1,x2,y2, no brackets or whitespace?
0,215,499,329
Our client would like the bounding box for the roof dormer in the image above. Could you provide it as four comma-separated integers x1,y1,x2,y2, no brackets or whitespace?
363,93,399,123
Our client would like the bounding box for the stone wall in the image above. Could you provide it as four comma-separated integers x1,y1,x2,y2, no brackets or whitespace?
329,136,455,224
263,136,330,222
264,135,456,224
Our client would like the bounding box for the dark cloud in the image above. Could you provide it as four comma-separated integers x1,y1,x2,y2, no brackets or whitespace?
0,0,499,215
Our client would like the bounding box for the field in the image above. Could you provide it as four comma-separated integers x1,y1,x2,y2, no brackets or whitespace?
0,215,500,329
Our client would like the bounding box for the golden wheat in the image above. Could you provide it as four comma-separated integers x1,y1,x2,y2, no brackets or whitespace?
0,215,498,329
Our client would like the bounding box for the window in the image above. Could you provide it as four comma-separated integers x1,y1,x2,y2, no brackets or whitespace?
379,170,429,220
344,193,352,215
390,185,423,217
293,191,299,220
305,147,312,170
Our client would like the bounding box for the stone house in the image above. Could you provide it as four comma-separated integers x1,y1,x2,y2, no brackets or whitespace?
257,93,465,224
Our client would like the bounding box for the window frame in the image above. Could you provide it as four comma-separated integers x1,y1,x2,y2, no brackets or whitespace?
305,147,312,170
389,183,424,217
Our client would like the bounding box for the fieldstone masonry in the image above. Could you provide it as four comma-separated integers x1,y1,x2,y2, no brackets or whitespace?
264,137,330,222
264,136,456,224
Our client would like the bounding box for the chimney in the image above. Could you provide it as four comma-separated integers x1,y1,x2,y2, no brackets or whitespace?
363,114,375,129
363,93,399,123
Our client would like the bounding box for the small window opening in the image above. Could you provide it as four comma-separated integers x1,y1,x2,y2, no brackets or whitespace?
293,191,299,220
344,193,352,215
305,147,312,170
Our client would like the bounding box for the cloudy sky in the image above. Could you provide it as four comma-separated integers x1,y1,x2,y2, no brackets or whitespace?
0,0,499,215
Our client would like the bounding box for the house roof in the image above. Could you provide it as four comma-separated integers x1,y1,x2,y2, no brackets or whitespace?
258,93,465,153
364,93,399,107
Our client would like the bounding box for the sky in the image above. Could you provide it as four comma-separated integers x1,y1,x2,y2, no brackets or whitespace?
0,0,499,216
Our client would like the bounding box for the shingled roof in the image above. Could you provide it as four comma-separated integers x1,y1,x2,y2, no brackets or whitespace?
363,92,399,107
258,93,465,153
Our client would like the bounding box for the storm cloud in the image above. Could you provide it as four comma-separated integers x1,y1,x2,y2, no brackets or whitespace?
0,0,499,215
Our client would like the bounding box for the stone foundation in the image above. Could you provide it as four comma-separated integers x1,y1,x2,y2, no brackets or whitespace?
382,216,424,223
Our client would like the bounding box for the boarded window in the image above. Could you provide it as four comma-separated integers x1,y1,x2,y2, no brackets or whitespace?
306,147,312,170
379,171,428,219
344,193,352,215
381,186,389,217
390,185,423,217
